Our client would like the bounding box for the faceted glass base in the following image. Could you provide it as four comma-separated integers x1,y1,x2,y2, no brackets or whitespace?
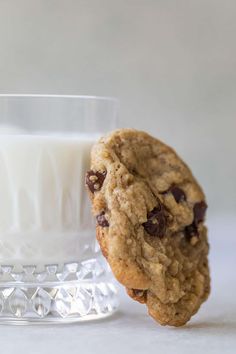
0,260,119,324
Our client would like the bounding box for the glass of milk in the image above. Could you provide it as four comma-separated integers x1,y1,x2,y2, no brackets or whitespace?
0,94,118,323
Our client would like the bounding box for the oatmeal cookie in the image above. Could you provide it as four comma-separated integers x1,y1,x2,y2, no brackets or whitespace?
85,129,210,326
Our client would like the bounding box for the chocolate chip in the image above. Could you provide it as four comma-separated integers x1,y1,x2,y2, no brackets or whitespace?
169,186,186,203
185,224,198,240
184,201,207,242
96,212,109,227
85,170,106,193
193,201,207,226
142,206,166,237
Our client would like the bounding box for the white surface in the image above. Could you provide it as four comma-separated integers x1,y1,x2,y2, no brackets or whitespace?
0,216,235,354
0,132,95,265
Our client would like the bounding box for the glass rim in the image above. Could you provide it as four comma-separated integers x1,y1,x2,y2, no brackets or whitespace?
0,93,119,103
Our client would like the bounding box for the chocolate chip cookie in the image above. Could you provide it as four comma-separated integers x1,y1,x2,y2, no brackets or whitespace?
86,129,210,326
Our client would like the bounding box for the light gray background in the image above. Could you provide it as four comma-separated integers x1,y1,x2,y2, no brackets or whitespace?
0,0,235,215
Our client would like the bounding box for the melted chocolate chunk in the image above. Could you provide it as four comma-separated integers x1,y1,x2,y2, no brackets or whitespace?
185,201,207,241
169,186,186,203
142,206,166,237
185,224,199,240
85,170,106,193
193,201,207,226
96,212,109,227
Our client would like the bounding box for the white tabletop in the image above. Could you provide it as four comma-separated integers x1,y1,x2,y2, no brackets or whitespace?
0,215,235,354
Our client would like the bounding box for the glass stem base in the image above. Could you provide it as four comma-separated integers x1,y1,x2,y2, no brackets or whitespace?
0,261,119,324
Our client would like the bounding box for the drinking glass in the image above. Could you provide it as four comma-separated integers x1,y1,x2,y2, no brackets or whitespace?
0,94,119,324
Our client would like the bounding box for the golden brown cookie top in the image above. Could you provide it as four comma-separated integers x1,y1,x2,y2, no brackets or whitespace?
86,129,210,326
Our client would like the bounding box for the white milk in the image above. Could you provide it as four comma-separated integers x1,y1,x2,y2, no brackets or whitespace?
0,129,98,266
